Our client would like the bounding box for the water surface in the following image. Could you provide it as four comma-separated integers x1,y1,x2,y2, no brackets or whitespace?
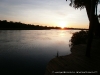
0,30,74,74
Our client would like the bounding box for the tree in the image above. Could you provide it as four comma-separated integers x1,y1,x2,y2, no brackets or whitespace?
66,0,100,57
67,0,100,36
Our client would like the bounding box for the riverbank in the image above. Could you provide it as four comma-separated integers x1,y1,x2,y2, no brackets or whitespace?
45,39,100,75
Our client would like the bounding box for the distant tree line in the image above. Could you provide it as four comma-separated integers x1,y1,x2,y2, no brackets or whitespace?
0,20,61,30
0,20,88,30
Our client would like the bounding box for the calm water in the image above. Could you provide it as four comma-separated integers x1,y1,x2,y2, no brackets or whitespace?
0,30,76,75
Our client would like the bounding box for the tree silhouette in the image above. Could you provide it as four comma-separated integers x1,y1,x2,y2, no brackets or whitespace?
0,20,62,30
67,0,100,36
66,0,100,57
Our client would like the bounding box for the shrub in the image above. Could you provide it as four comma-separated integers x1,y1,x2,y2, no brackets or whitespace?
69,30,88,48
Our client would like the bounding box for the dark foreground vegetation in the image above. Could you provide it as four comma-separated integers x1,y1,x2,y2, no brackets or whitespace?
69,30,88,48
70,30,100,48
0,20,87,30
45,30,100,75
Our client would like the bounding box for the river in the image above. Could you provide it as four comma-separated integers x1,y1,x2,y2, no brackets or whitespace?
0,30,77,75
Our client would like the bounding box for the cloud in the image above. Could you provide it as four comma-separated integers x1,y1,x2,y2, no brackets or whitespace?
0,0,89,28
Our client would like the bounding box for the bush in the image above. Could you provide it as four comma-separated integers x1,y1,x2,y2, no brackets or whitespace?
69,30,88,48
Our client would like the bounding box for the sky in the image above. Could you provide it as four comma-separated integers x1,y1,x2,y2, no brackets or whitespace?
0,0,100,28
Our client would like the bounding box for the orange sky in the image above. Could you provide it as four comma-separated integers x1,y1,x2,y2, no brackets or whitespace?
0,0,99,28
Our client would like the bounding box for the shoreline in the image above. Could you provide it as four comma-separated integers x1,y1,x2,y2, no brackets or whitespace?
45,39,100,75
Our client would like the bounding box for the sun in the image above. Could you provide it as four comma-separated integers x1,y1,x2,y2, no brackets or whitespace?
59,21,67,29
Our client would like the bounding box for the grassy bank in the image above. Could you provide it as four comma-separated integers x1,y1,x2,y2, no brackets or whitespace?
45,39,100,75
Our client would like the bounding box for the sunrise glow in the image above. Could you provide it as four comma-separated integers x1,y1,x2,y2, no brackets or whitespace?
0,0,91,28
58,21,67,29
